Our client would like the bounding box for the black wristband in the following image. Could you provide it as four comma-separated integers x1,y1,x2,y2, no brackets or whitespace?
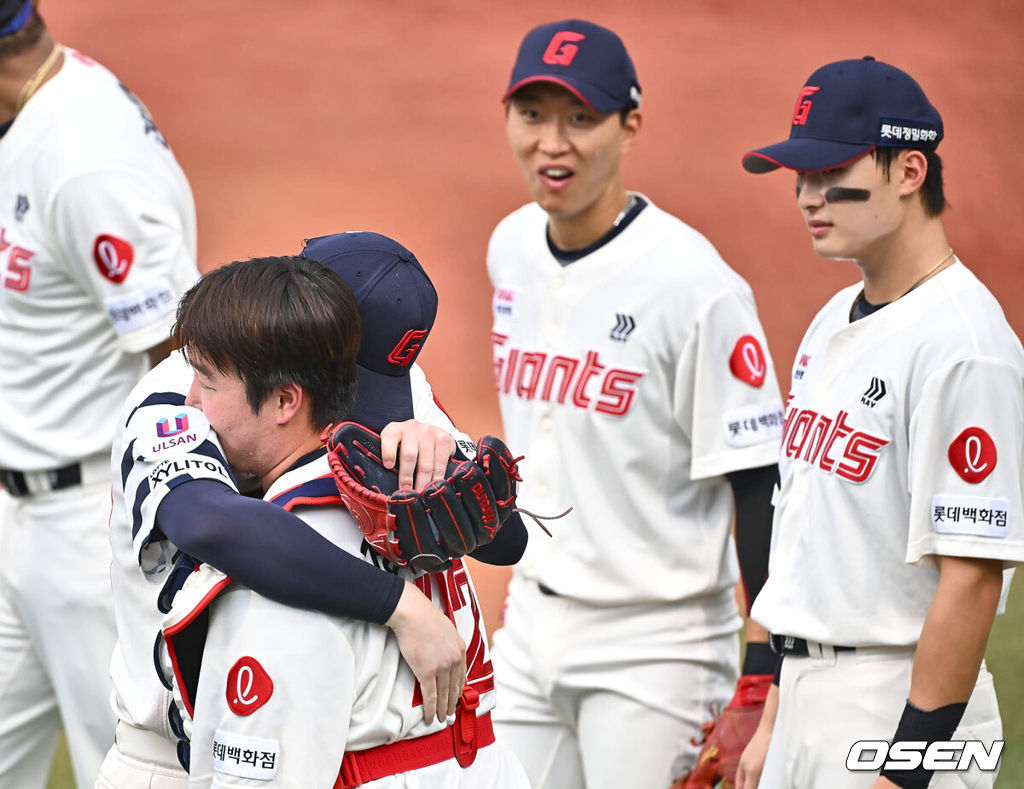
879,699,968,789
742,641,777,676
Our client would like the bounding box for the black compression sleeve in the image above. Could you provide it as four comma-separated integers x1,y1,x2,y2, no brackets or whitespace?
469,510,528,565
157,479,404,625
726,463,778,614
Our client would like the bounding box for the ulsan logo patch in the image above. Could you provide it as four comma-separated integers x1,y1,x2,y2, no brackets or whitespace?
93,234,134,283
226,656,274,716
730,335,767,388
948,427,997,483
137,405,211,461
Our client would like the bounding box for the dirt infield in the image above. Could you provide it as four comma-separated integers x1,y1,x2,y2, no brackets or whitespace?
45,0,1024,642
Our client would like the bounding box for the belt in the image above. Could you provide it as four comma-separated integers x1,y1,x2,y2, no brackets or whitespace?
1,463,81,497
770,634,857,657
336,688,492,789
0,452,108,497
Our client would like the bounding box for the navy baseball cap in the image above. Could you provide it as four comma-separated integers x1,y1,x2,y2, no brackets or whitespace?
503,19,641,114
300,232,438,433
0,0,32,36
743,57,943,174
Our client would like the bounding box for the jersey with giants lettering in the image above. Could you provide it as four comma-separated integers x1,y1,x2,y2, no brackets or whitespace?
163,452,496,787
487,197,783,606
108,353,471,743
0,47,197,469
752,261,1024,646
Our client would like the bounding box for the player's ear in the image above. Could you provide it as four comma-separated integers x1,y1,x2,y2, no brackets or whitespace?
274,381,306,425
619,109,642,154
896,150,928,198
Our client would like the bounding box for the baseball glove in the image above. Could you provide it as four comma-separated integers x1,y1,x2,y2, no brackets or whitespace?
672,673,773,789
322,422,521,573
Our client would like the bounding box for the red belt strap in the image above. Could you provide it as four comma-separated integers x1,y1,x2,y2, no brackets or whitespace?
335,689,492,789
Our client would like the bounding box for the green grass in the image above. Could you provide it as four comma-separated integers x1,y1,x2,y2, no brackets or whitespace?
46,574,1024,787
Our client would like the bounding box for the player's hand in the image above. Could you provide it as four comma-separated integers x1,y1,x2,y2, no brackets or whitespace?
386,581,467,723
867,779,901,789
735,682,779,789
380,419,456,490
735,716,771,789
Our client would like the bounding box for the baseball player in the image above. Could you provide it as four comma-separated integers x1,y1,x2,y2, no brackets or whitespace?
738,57,1023,789
487,19,784,789
100,232,528,787
158,255,530,787
0,3,199,786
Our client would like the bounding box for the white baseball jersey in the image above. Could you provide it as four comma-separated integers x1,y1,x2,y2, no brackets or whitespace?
0,47,198,470
487,197,784,608
752,261,1024,647
160,452,503,787
107,353,471,753
0,46,197,789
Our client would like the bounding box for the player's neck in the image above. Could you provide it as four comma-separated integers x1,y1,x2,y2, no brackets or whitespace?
547,185,630,252
0,31,61,123
856,218,951,305
259,433,325,492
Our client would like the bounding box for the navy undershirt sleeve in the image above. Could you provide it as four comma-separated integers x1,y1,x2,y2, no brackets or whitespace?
469,510,528,565
726,463,778,614
157,479,403,625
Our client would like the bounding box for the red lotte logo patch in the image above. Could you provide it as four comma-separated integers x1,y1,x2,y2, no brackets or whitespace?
93,234,134,283
948,427,997,484
730,335,767,388
226,657,274,716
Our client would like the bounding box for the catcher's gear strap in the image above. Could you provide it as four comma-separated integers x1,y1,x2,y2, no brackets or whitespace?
336,689,494,788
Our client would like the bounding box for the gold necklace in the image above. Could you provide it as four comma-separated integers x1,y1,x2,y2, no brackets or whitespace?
14,44,62,114
849,247,955,321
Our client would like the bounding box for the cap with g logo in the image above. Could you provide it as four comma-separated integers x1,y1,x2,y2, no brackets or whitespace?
743,56,943,174
300,232,438,432
503,19,641,115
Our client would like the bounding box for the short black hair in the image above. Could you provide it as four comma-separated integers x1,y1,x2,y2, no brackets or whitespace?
174,256,361,428
872,147,947,217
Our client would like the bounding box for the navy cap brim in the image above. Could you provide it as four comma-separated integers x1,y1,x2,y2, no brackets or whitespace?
503,75,623,115
743,139,875,173
351,364,414,434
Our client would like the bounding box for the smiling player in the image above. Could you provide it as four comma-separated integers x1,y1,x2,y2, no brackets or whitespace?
486,19,785,789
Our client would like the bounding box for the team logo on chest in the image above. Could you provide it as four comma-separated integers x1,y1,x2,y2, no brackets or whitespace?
491,332,645,417
781,404,890,483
